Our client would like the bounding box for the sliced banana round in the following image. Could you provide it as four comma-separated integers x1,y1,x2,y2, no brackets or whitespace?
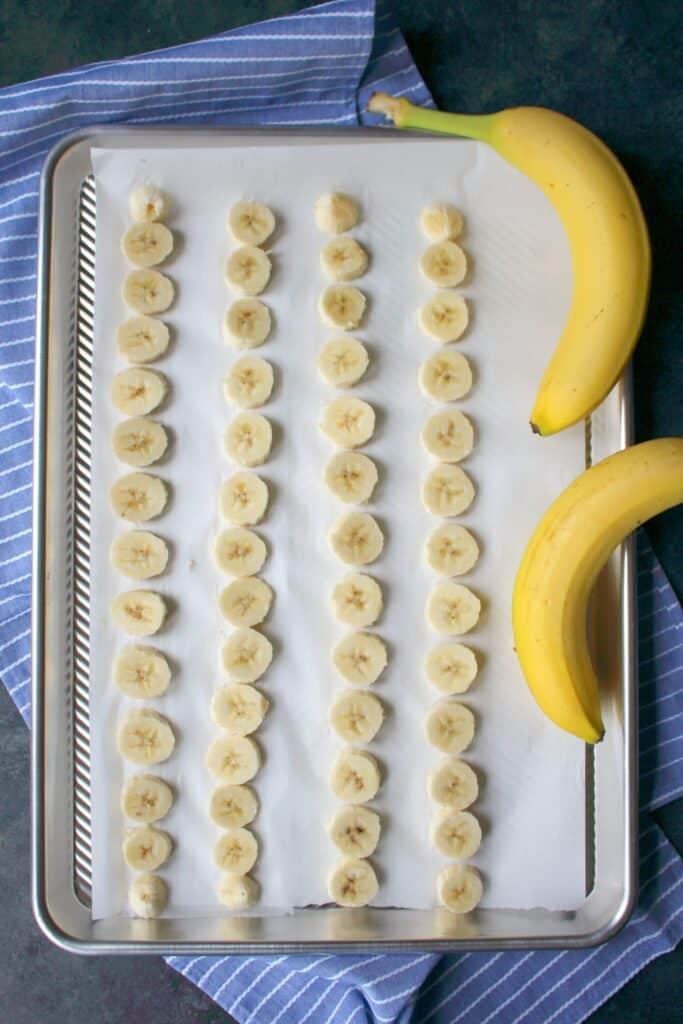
111,367,167,417
419,350,472,402
220,472,268,526
129,873,168,918
207,735,261,784
422,464,475,517
121,774,174,823
431,809,482,859
225,412,272,467
425,523,480,577
219,577,273,628
425,700,475,755
329,805,381,858
225,245,272,296
329,511,384,566
110,590,167,636
315,192,359,234
424,643,478,695
210,684,269,735
422,409,474,463
228,200,276,247
317,336,369,388
420,202,463,242
224,356,274,409
224,299,272,349
420,241,467,288
214,827,258,874
112,417,168,468
437,864,483,914
111,530,169,580
419,293,469,344
117,316,170,364
210,784,258,829
122,222,174,268
328,858,378,908
218,872,260,910
113,645,171,699
123,269,174,315
117,708,175,766
426,581,481,636
110,472,168,523
214,527,267,577
428,758,478,809
324,451,378,504
329,690,384,744
123,825,173,871
129,184,171,223
321,397,375,449
222,627,273,683
333,632,387,686
320,236,369,281
330,748,381,804
319,285,366,330
331,573,382,628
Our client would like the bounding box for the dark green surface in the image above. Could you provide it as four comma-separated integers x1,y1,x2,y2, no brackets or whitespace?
0,1,681,1022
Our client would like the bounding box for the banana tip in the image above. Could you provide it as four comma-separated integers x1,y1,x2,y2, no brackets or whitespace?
366,91,401,123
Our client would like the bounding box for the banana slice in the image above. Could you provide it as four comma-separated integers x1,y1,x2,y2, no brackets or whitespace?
113,644,171,699
328,858,378,908
315,193,359,234
425,524,480,577
422,464,475,517
437,864,483,914
426,581,481,636
324,451,378,503
224,356,274,409
123,826,173,871
117,708,175,765
111,367,167,417
110,472,168,523
320,236,369,281
112,417,168,468
431,809,482,859
424,643,478,695
219,578,273,627
330,748,381,804
110,590,167,636
210,784,258,829
329,806,381,858
224,299,272,350
421,409,474,463
123,269,174,315
331,573,382,628
218,872,260,910
110,530,169,580
228,200,276,247
214,527,267,577
420,203,463,242
207,735,261,784
222,628,273,683
425,700,475,754
428,758,478,809
122,222,174,268
329,511,384,566
117,316,170,364
419,350,472,402
329,690,384,744
214,827,258,874
129,184,171,223
129,873,168,918
333,632,387,686
210,684,269,735
219,472,269,527
420,241,467,288
319,286,366,330
317,337,369,388
225,412,272,467
419,293,469,344
225,245,272,296
121,774,174,823
321,397,375,449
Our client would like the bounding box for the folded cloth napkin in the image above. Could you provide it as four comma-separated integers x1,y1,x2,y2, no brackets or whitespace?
0,0,680,1021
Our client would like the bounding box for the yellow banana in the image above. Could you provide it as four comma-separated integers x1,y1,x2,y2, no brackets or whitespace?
367,93,651,436
512,439,683,743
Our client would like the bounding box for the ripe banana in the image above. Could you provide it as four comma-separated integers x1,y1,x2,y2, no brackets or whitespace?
368,92,651,434
121,774,174,823
437,864,483,914
129,184,170,223
315,192,359,234
329,805,381,858
210,784,258,829
328,858,378,908
129,873,168,917
228,200,275,247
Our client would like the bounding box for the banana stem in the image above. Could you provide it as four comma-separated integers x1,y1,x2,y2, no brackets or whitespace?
367,92,497,143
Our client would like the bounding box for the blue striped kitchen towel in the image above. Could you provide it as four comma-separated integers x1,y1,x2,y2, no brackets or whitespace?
0,0,680,1021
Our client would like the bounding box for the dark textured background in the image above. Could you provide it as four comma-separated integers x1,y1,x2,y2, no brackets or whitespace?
0,1,680,1021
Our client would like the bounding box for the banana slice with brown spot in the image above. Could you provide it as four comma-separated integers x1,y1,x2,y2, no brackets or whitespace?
328,858,378,908
330,748,381,804
328,806,381,858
